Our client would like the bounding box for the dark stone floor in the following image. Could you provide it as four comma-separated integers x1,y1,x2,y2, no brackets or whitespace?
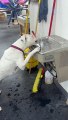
0,21,68,120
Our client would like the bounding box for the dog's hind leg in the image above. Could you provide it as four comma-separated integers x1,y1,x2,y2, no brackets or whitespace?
0,59,16,81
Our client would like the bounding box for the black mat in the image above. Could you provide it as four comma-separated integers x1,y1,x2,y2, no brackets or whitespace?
0,21,68,120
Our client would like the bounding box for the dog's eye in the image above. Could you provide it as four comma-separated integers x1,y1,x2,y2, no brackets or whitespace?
35,41,37,43
25,37,27,41
21,39,23,42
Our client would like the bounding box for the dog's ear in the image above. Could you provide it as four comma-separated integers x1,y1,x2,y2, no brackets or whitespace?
31,31,36,39
31,31,38,43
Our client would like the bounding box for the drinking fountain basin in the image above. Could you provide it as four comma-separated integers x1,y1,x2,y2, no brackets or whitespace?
34,35,68,63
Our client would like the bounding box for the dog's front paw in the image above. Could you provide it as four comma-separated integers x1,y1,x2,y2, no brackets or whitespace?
34,47,40,53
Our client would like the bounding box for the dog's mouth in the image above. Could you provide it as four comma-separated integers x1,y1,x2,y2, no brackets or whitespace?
35,40,37,43
30,44,40,51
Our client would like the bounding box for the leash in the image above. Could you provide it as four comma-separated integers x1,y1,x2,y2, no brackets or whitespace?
48,0,56,36
11,45,25,56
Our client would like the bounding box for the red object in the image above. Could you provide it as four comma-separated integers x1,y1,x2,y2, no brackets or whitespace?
48,0,56,36
11,45,24,54
1,0,26,4
1,0,9,4
18,0,26,4
32,31,36,38
42,67,45,76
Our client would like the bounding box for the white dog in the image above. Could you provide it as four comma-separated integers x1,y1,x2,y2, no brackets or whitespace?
0,34,40,81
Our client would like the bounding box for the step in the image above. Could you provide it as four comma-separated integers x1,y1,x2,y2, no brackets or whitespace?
60,80,68,93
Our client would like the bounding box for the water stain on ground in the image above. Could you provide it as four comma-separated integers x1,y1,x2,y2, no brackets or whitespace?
14,93,20,96
9,101,13,106
29,89,32,92
39,98,51,107
15,88,18,92
29,110,32,113
50,108,54,113
9,88,12,91
9,101,19,111
7,93,11,97
58,95,61,100
16,83,20,87
12,104,19,112
35,107,37,110
14,93,17,96
30,93,51,107
29,105,31,108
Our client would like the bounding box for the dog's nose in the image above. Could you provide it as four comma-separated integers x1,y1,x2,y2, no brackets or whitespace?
35,40,37,43
25,36,27,41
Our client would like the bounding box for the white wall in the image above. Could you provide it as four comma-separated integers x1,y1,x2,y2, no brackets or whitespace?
55,0,68,40
30,0,68,40
29,0,56,38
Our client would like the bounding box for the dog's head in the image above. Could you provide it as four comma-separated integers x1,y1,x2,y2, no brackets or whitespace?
20,34,37,48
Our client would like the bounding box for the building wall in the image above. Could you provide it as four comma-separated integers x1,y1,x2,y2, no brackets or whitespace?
29,0,56,38
55,0,68,40
30,0,68,40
